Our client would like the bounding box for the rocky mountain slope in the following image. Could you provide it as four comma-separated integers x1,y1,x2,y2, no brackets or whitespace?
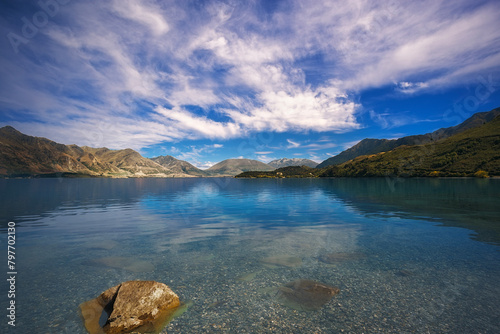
0,127,183,177
151,155,208,176
320,114,500,177
317,107,500,168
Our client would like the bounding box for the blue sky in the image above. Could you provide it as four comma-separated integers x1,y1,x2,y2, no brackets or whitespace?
1,0,500,168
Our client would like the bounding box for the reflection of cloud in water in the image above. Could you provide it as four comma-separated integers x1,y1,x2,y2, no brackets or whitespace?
241,224,364,260
151,218,250,254
145,206,365,259
178,183,220,203
164,222,243,245
201,215,249,224
256,190,272,203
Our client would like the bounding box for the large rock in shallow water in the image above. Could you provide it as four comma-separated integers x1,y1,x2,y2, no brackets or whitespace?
80,280,180,334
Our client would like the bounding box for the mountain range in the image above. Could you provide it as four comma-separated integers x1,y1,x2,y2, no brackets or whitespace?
0,126,309,178
268,158,318,168
238,111,500,178
319,113,500,177
1,107,499,178
317,107,500,168
0,126,177,177
205,159,275,176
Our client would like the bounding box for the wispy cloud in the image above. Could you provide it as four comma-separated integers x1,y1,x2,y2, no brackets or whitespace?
174,143,224,169
0,0,499,151
397,81,429,94
225,87,359,133
256,155,275,163
155,107,241,140
369,109,439,129
286,138,338,151
302,142,339,150
287,139,300,149
111,0,170,36
341,140,362,150
306,0,500,92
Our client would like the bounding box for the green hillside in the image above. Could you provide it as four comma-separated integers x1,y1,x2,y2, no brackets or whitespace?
320,115,500,177
317,107,500,168
236,115,500,178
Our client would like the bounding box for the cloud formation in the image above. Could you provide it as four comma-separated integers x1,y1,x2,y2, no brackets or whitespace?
0,0,499,151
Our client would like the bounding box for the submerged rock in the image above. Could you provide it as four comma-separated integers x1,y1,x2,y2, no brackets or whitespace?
236,270,261,282
80,280,180,334
318,252,365,264
261,255,302,268
395,269,414,277
274,279,340,311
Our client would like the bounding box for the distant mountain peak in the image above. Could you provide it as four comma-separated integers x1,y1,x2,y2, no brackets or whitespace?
151,155,207,176
1,125,19,131
268,158,318,168
206,158,274,176
153,155,176,162
0,126,24,136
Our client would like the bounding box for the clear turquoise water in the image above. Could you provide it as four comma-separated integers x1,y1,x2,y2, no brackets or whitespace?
0,177,499,333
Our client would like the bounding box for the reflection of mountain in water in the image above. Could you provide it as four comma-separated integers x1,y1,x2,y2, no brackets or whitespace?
1,178,499,246
317,178,500,246
0,178,206,229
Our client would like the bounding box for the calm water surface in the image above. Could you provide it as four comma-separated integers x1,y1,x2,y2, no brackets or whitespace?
0,178,499,333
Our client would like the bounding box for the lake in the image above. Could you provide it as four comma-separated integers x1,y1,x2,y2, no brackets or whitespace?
1,177,499,333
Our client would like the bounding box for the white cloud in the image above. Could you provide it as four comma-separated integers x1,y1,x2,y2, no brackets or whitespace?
369,110,438,129
397,82,429,94
197,161,216,169
174,144,223,169
226,86,359,133
45,6,165,101
287,139,300,149
302,142,338,150
257,155,274,163
421,53,500,90
155,107,241,139
337,1,500,91
1,0,499,151
164,71,220,107
203,32,292,66
111,0,169,36
341,140,362,150
283,138,338,151
169,146,180,154
6,117,178,150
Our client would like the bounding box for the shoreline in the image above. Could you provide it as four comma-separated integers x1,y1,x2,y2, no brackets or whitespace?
2,174,498,180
